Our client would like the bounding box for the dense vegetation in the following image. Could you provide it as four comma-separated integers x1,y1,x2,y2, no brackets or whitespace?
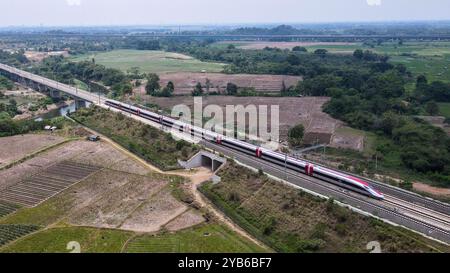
27,55,133,98
0,114,66,137
0,76,14,90
0,49,28,66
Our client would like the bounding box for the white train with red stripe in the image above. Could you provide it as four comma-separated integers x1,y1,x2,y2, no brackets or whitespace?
105,100,384,200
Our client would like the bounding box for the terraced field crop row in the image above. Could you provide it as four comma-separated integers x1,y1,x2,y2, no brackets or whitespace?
0,161,101,207
0,224,40,247
0,201,19,218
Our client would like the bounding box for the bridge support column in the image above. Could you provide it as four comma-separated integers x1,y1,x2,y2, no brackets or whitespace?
49,89,61,99
75,99,87,110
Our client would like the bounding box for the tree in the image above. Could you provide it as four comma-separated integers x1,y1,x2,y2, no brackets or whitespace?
425,101,439,116
416,75,428,85
292,46,307,52
192,82,204,96
286,54,301,65
226,82,238,96
227,44,236,50
145,73,160,95
205,78,212,93
288,124,305,147
160,81,174,97
281,80,287,93
314,49,328,57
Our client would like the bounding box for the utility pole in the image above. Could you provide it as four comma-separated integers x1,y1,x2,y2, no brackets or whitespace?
375,154,378,172
284,152,288,180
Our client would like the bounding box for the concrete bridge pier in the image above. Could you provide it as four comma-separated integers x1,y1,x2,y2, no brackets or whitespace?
49,89,61,99
75,99,87,110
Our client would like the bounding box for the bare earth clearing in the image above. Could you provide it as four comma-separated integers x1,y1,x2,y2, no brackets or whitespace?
413,182,450,197
148,73,302,95
140,96,347,146
0,134,65,168
24,51,69,62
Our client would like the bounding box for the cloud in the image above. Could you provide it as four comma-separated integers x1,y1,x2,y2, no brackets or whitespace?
366,0,382,6
66,0,82,6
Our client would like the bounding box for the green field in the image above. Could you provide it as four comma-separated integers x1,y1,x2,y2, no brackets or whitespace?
125,224,268,253
307,42,450,83
70,49,225,74
438,102,450,118
0,227,133,253
214,41,450,83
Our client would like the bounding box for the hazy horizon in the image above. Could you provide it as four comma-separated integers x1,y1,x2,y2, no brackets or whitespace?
1,0,450,27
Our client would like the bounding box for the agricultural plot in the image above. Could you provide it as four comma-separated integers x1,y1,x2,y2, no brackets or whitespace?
0,201,19,218
214,41,357,51
0,134,65,169
0,161,101,207
70,50,225,74
0,139,126,192
68,170,185,232
0,224,39,247
140,96,343,146
0,134,264,253
153,72,302,95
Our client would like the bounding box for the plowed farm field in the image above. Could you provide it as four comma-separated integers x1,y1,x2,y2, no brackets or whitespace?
151,72,302,95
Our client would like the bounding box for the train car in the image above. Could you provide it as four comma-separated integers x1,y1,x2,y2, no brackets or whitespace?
104,99,384,200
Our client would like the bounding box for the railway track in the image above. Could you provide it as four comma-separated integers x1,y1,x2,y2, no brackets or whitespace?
298,160,450,216
203,141,450,243
383,195,450,231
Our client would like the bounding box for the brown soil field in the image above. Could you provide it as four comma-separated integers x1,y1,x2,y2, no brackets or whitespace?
219,41,356,50
148,73,302,95
0,161,101,207
0,140,98,191
0,134,65,168
24,51,69,62
165,209,205,232
69,170,171,230
139,96,342,145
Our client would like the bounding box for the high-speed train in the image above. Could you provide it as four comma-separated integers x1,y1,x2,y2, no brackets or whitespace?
105,100,384,200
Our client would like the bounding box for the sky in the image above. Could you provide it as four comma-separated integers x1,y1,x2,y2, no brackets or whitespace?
1,0,450,26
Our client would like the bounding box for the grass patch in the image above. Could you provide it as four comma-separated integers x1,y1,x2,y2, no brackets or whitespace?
124,224,268,253
70,50,226,74
438,102,450,118
200,162,450,253
0,227,133,253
